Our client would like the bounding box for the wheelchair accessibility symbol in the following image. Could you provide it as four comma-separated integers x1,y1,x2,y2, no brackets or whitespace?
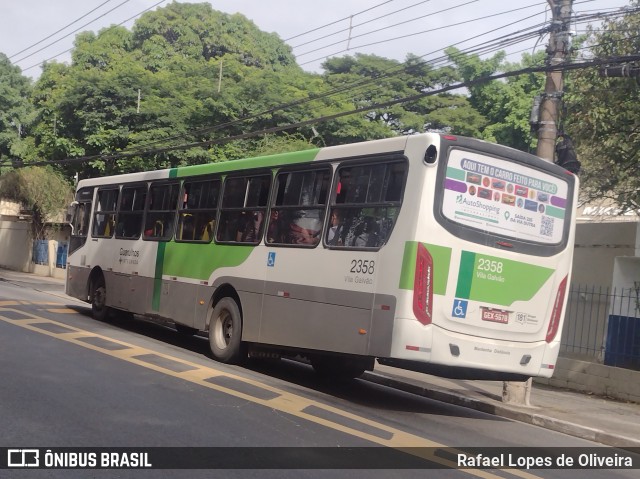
452,299,468,318
267,252,276,267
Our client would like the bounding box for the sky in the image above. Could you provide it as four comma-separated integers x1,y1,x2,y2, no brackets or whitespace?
0,0,633,79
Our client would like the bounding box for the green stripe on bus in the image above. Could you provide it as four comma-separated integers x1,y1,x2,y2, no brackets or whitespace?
152,168,179,311
445,166,466,181
152,242,167,311
162,243,254,280
171,149,321,178
455,251,555,306
545,205,565,219
454,251,476,299
399,242,451,295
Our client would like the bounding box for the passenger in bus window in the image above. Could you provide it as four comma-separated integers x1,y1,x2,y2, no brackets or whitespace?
287,210,321,245
327,209,344,246
352,216,380,247
239,211,263,242
266,210,284,243
335,170,351,204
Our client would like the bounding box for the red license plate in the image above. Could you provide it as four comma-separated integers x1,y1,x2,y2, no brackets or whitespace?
481,308,509,324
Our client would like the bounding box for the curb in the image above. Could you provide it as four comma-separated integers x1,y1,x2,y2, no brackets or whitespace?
361,371,640,451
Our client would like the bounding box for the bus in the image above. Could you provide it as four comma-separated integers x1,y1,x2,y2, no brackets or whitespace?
66,133,578,380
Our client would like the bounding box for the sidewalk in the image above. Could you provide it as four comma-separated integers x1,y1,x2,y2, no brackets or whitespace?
363,365,640,450
1,268,639,451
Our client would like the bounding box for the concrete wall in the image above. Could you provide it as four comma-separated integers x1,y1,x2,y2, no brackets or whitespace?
0,216,69,279
0,219,31,272
535,357,640,404
572,222,638,288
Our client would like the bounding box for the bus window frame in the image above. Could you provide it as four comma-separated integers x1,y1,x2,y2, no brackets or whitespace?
115,182,147,240
216,172,272,245
324,156,408,251
92,187,120,239
266,165,331,249
176,176,222,243
143,180,180,242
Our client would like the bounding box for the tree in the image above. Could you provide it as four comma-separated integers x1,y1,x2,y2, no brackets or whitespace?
0,53,34,164
0,167,73,240
321,53,487,141
28,2,315,179
563,1,640,211
445,47,545,151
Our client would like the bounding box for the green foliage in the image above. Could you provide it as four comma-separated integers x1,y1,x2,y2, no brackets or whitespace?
0,166,73,239
564,1,640,211
321,53,487,138
0,53,34,162
445,47,545,151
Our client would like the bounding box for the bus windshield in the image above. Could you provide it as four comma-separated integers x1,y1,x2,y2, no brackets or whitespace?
442,148,570,245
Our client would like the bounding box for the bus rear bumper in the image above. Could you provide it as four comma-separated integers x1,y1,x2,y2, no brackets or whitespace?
387,324,559,380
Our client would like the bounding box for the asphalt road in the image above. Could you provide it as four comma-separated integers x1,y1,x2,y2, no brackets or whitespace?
0,277,637,478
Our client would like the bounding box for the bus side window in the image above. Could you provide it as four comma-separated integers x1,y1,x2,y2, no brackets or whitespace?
267,168,329,247
328,161,406,250
217,174,270,244
92,188,119,238
116,184,146,240
143,182,179,241
176,178,220,243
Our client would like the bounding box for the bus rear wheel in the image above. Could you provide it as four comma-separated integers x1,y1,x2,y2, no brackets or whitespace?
208,297,246,364
91,276,110,321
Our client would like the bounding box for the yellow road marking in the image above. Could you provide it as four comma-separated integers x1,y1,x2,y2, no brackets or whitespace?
45,308,79,314
0,305,540,478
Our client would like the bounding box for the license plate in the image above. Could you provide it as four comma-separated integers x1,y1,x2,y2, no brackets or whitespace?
481,308,509,324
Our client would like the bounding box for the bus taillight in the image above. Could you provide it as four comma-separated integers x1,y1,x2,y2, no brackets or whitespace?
546,275,568,343
413,243,434,325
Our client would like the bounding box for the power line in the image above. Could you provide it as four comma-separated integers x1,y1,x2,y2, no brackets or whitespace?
284,0,395,42
46,5,636,161
12,0,132,65
299,2,548,66
8,3,636,167
291,0,434,49
19,0,167,73
85,15,553,158
58,5,551,160
7,54,640,169
9,0,117,59
295,0,479,58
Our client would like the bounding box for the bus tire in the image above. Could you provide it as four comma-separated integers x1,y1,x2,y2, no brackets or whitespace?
91,276,110,321
208,297,246,364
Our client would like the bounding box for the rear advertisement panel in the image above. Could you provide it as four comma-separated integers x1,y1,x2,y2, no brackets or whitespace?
442,149,569,245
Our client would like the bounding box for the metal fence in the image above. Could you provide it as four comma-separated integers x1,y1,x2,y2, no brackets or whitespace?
561,284,640,370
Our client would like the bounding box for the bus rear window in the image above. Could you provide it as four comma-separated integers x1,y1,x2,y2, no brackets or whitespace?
441,149,570,245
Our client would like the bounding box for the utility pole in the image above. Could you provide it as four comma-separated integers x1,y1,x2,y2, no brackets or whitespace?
536,0,574,162
504,0,574,407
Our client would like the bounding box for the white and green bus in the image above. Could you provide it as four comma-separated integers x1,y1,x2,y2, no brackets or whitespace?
66,133,578,380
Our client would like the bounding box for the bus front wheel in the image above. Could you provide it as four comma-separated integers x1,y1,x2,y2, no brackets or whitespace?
208,297,246,364
91,276,110,321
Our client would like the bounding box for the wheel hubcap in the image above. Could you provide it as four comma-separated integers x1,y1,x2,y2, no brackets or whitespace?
214,311,233,350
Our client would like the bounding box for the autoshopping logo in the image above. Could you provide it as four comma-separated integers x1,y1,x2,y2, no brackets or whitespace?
455,194,501,216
